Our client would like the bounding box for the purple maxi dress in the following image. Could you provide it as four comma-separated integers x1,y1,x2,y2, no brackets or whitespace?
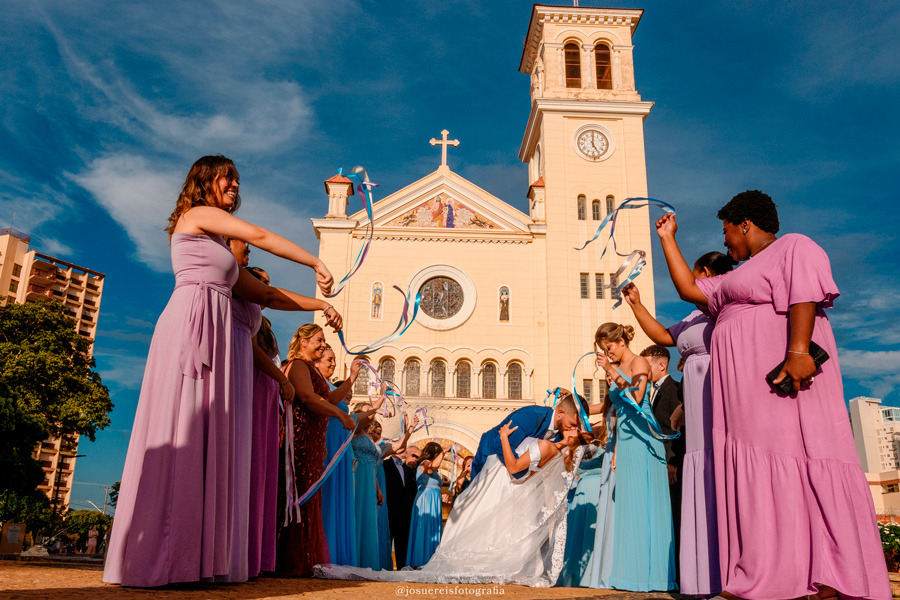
667,310,719,595
104,234,239,587
249,337,280,576
225,297,261,582
695,234,889,599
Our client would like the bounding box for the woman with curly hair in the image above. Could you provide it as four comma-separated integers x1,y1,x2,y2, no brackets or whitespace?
656,190,888,599
103,155,340,588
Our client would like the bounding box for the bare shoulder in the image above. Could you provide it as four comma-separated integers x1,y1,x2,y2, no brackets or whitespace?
173,206,227,234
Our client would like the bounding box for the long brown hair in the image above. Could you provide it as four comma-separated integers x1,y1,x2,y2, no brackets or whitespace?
166,155,241,238
287,324,323,360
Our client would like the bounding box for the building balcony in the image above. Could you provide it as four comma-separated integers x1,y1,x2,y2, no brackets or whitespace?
86,281,100,292
83,297,96,307
30,267,55,284
26,284,54,300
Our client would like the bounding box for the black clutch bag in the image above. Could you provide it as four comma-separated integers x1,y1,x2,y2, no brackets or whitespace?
766,341,830,395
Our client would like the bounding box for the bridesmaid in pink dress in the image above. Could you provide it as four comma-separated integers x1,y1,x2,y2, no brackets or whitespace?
243,267,284,577
104,155,340,587
655,190,889,600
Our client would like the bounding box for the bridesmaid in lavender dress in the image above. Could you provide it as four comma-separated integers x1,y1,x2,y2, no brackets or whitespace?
656,190,889,599
103,155,340,587
621,251,733,596
249,311,283,576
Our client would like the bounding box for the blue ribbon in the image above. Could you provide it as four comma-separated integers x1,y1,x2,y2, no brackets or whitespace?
575,197,676,308
568,354,599,433
338,285,422,356
292,415,359,511
325,167,378,299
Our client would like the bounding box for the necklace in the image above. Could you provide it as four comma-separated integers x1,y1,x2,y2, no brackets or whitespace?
751,237,776,257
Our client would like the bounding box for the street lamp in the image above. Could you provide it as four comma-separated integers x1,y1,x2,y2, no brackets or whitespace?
53,454,85,510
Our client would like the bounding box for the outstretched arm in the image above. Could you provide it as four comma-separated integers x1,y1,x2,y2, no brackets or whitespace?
381,414,419,459
655,214,708,306
328,359,361,405
232,268,342,330
178,206,333,294
621,284,675,346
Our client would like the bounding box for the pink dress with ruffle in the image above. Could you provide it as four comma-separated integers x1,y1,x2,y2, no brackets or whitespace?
696,233,888,599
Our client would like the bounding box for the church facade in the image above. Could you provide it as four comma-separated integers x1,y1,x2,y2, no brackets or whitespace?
312,4,657,454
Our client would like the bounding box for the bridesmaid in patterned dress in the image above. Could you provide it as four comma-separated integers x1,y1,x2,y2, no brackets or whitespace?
278,324,361,576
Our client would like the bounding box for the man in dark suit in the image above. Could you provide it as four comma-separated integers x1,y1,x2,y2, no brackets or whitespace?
641,344,685,575
470,397,581,480
383,444,419,569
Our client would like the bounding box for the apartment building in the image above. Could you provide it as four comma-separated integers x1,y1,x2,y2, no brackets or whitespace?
0,228,105,508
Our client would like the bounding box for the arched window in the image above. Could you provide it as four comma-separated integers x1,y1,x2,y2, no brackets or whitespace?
404,359,421,397
595,44,612,90
482,363,497,399
577,195,586,220
379,358,395,386
606,195,615,215
592,200,601,220
456,361,471,398
354,355,370,395
431,360,446,398
507,363,523,400
564,42,581,88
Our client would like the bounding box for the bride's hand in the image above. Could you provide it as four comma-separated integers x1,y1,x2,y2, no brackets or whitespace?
498,422,518,439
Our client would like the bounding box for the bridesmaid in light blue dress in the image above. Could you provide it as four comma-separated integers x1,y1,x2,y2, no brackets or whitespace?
595,323,675,592
352,423,383,570
558,446,605,587
406,442,446,568
588,408,617,589
318,350,358,567
372,434,393,570
559,399,617,589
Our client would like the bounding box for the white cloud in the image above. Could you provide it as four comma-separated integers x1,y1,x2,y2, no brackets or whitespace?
69,154,181,272
839,348,900,401
0,167,73,233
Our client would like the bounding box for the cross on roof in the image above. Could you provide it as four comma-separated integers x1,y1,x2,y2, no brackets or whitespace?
429,129,460,168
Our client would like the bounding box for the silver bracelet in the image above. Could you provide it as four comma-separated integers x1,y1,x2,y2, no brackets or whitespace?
787,350,808,355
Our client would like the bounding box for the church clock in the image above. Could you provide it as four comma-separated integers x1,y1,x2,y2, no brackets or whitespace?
573,125,614,162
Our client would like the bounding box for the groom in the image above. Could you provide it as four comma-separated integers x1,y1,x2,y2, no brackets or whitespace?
470,394,582,480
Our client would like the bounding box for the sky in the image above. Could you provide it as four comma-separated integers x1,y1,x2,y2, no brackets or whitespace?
1,0,898,513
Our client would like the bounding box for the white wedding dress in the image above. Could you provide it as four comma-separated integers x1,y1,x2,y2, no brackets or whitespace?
315,438,581,587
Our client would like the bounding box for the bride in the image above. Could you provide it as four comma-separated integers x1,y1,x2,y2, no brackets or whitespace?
315,397,587,587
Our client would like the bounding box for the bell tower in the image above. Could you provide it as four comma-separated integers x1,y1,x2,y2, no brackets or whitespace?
518,4,657,400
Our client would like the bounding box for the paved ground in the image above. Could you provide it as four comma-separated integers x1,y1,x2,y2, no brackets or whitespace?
0,561,683,600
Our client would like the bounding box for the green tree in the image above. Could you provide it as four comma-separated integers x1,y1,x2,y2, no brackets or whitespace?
109,480,120,509
0,381,47,494
0,299,113,441
0,489,54,534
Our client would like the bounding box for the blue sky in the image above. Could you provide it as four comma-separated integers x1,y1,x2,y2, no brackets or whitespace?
1,0,898,512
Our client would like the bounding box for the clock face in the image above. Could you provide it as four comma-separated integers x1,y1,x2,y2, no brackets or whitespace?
576,129,609,160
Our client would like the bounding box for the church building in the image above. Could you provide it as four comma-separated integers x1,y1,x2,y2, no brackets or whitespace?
313,4,658,455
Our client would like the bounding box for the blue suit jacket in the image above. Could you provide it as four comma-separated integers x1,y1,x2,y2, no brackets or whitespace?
471,406,555,480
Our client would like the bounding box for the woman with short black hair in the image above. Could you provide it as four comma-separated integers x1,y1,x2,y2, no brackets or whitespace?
655,190,888,600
